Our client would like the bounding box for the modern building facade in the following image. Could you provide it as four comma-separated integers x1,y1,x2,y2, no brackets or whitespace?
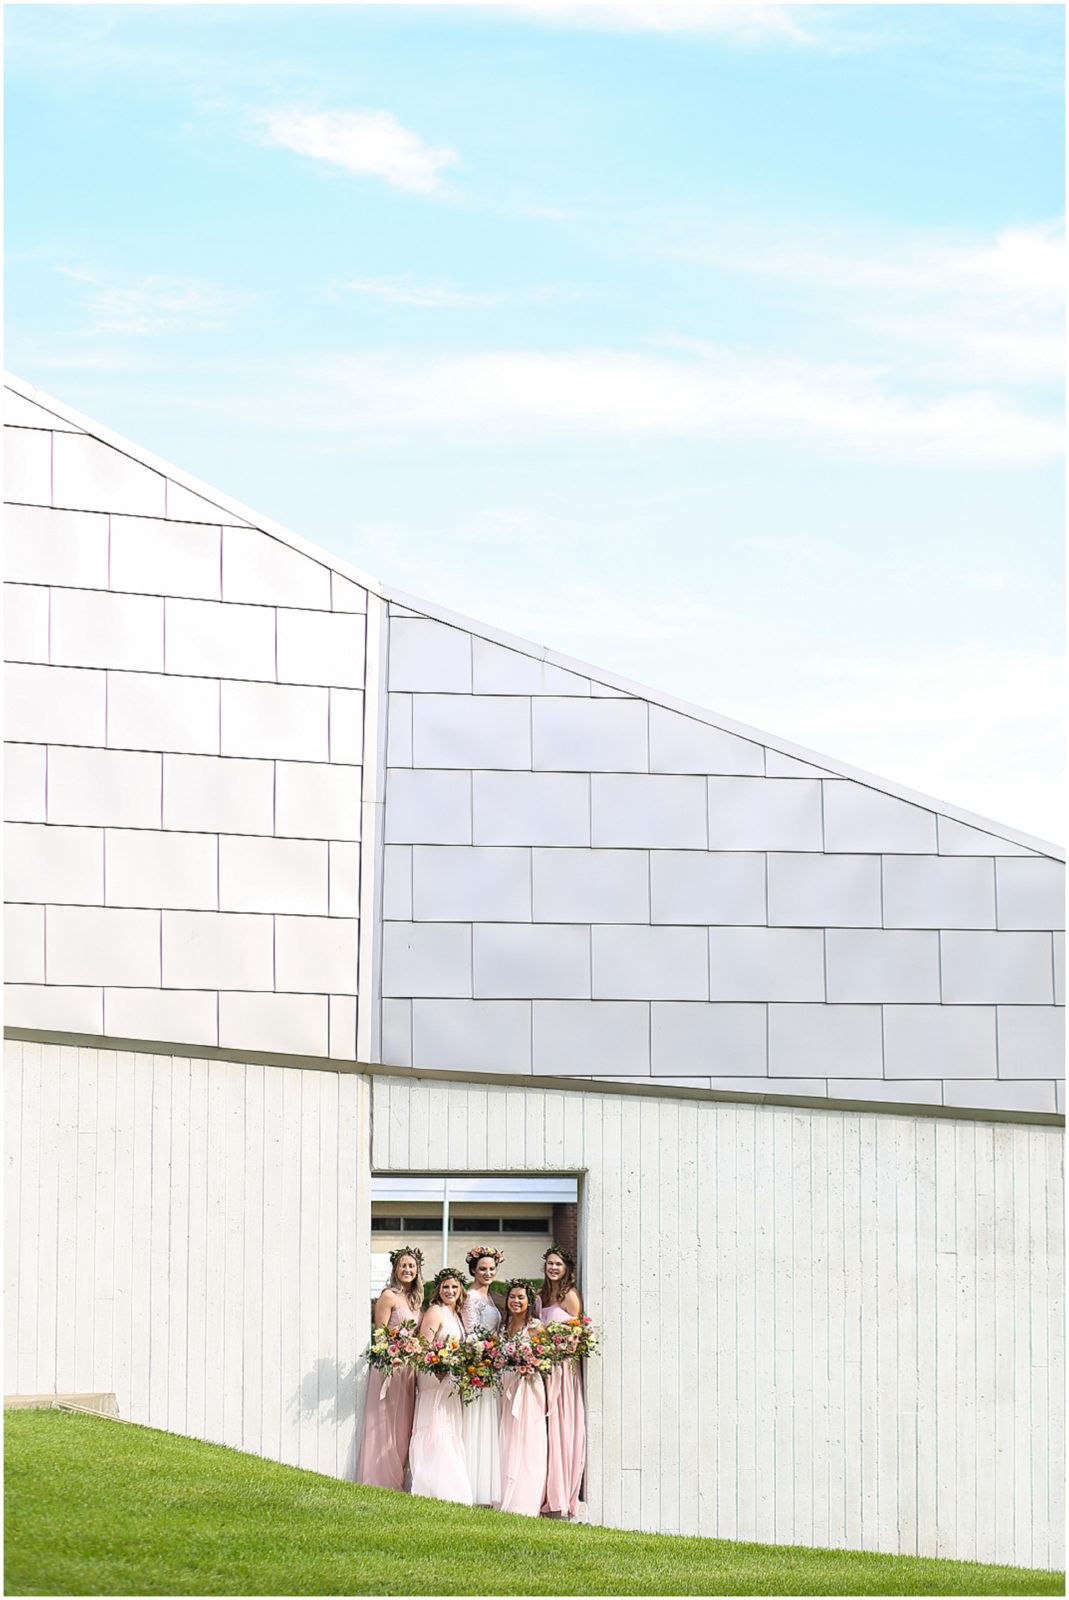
4,374,1064,1567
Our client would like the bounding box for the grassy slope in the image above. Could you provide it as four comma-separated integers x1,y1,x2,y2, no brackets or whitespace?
4,1411,1063,1597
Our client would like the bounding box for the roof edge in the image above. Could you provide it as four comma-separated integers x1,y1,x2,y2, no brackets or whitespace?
6,371,1062,861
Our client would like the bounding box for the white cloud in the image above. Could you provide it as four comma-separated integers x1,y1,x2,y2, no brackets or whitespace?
252,108,458,194
513,3,816,43
57,267,251,336
329,276,576,309
296,344,1061,459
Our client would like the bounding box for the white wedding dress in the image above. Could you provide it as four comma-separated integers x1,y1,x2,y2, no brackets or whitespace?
460,1289,502,1506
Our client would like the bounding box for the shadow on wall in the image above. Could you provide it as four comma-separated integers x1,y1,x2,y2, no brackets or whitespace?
290,1357,362,1425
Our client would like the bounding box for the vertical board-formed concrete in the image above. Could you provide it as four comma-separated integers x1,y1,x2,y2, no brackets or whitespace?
371,1072,1063,1568
4,1040,371,1479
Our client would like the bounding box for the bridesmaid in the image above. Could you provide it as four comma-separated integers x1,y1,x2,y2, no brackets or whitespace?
537,1244,586,1518
497,1279,549,1517
408,1267,474,1505
460,1246,504,1506
355,1247,423,1491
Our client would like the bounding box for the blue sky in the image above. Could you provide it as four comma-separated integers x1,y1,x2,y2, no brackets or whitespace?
5,3,1064,839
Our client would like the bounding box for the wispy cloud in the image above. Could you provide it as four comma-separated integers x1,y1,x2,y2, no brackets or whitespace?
328,275,580,309
56,266,254,336
251,108,458,194
285,344,1061,460
513,3,817,44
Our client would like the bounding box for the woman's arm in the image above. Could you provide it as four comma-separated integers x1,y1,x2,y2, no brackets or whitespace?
372,1288,396,1328
419,1306,444,1340
561,1287,583,1317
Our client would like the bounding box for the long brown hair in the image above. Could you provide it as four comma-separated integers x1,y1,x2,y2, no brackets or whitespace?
387,1249,424,1316
504,1278,537,1329
539,1245,579,1309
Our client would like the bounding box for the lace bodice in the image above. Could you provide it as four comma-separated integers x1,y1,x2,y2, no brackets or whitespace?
461,1291,502,1334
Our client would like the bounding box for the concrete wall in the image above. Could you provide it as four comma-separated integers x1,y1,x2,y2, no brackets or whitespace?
373,1069,1064,1569
4,1038,371,1477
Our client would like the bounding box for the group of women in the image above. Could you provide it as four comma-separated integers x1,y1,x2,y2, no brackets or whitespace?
355,1243,586,1518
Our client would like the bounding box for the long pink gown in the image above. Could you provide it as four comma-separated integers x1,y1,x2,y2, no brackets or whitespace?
355,1299,418,1491
408,1308,474,1505
497,1329,548,1517
538,1300,585,1516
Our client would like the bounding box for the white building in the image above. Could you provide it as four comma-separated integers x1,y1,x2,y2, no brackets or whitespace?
4,373,1064,1567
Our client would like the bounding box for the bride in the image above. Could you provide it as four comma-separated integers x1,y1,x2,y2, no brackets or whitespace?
408,1267,473,1505
460,1246,504,1505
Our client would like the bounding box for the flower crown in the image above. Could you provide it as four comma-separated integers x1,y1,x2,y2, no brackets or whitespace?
505,1276,539,1302
390,1245,424,1270
429,1265,469,1295
543,1243,575,1270
465,1245,504,1269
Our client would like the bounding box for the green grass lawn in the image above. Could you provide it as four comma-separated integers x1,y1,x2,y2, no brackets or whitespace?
4,1409,1063,1597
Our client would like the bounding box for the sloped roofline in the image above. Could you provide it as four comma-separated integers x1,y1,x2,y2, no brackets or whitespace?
6,371,1062,860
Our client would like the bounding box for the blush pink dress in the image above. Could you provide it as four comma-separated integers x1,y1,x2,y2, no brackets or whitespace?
355,1297,418,1491
497,1325,548,1517
408,1307,474,1505
538,1299,585,1517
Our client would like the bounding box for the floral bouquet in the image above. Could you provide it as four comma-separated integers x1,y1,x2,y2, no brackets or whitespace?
499,1330,554,1380
453,1332,504,1405
412,1334,464,1383
366,1318,421,1376
572,1315,600,1360
538,1316,600,1364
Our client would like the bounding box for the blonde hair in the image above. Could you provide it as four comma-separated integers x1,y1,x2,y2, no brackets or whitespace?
387,1251,424,1315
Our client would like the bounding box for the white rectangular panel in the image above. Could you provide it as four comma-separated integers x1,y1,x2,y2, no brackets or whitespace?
937,817,1036,856
4,744,47,822
995,859,1064,931
649,706,763,775
592,774,707,848
385,769,472,845
50,588,164,673
940,932,1054,1004
651,1002,767,1075
332,573,367,613
996,1007,1065,1079
707,778,822,851
48,746,161,828
883,1005,998,1079
5,822,104,905
473,923,589,998
382,922,473,998
220,838,326,915
413,695,531,770
472,638,589,697
110,515,221,600
768,853,881,928
329,842,361,919
162,910,273,990
650,851,766,926
275,916,358,994
823,782,937,853
4,584,49,663
593,925,708,1000
532,1000,650,1075
329,690,364,766
390,617,472,693
943,1080,1057,1112
5,904,44,982
3,505,109,589
104,987,218,1046
276,609,365,688
222,527,331,609
4,983,103,1031
4,426,51,504
532,698,647,773
275,762,361,840
472,771,589,847
163,754,273,836
882,855,996,930
412,998,532,1073
383,845,413,920
6,663,105,746
165,598,276,681
386,693,412,766
708,926,825,1001
380,998,412,1066
412,846,531,921
221,680,329,761
47,904,161,987
218,991,329,1056
52,433,166,516
768,1004,883,1079
533,848,649,923
826,929,940,1002
108,671,221,756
